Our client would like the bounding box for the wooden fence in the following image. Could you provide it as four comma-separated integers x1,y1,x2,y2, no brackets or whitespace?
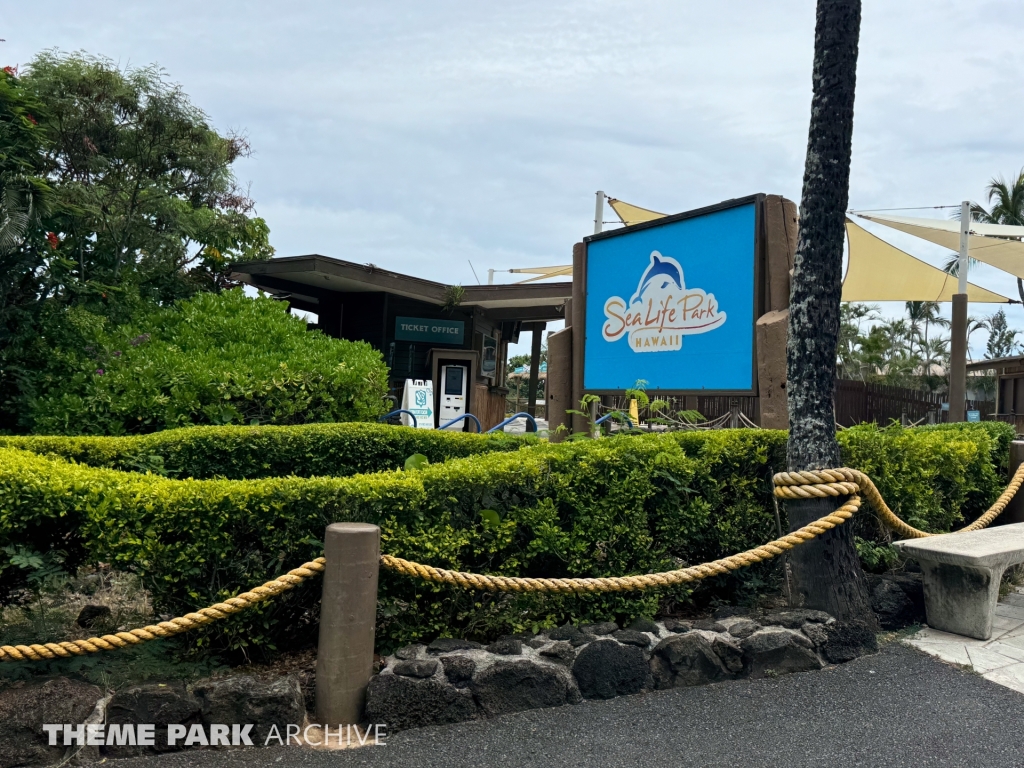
602,381,994,428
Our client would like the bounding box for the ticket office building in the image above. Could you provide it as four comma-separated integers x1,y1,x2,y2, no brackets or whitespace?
232,255,569,431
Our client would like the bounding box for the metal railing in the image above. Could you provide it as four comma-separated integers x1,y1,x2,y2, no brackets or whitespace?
487,412,538,433
595,411,634,430
378,409,418,428
438,413,482,433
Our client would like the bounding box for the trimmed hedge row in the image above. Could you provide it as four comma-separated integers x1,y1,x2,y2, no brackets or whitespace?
0,422,1012,658
0,423,534,479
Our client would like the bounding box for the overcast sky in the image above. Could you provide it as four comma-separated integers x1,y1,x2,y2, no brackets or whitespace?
6,1,1024,357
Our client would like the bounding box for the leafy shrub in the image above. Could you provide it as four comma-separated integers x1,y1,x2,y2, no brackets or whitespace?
24,289,390,435
0,422,534,480
837,423,1005,539
0,423,1010,658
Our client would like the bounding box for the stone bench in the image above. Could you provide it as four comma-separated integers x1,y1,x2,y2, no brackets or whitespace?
892,523,1024,640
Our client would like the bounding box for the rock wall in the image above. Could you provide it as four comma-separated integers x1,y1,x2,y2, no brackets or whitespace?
367,608,878,731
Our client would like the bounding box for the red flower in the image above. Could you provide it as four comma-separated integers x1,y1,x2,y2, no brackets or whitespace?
26,113,37,125
2,66,16,76
46,232,59,250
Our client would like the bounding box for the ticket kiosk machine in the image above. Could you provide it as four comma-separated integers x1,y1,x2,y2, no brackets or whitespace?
438,364,469,429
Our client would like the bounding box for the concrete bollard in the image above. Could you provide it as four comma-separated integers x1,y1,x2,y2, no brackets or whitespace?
997,441,1024,526
315,523,380,725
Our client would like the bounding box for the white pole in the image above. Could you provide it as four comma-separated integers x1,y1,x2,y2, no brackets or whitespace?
594,191,605,235
958,200,970,294
487,269,494,285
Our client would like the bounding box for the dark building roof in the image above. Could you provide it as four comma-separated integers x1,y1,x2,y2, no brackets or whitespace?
231,254,571,322
965,356,1024,373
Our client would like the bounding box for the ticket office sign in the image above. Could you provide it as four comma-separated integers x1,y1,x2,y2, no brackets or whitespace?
583,198,759,393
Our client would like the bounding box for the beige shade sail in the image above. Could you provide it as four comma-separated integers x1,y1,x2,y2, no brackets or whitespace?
854,212,1024,279
843,219,1010,303
607,198,667,226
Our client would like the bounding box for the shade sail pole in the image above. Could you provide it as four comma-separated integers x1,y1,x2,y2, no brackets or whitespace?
594,191,605,235
949,200,971,423
958,200,970,294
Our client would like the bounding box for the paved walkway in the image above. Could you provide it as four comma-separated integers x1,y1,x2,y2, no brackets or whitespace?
116,643,1024,768
906,585,1024,693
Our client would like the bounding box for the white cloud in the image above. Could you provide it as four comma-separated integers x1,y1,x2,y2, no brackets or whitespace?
5,0,1024,356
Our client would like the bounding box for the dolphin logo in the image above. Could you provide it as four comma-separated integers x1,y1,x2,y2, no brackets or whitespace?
629,251,683,305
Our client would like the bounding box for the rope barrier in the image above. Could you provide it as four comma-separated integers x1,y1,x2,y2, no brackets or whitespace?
381,461,1024,591
773,462,1024,540
5,461,1023,661
381,494,858,592
0,559,325,663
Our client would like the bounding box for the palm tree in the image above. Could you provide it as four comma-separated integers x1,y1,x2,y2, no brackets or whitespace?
966,315,990,362
784,0,870,622
945,169,1024,299
905,301,947,356
981,169,1024,227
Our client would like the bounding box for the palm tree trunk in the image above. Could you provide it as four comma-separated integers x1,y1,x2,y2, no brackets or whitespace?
785,0,875,624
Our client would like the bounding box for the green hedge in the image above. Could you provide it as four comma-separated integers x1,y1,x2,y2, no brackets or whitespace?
22,290,392,435
0,423,534,479
0,422,1012,658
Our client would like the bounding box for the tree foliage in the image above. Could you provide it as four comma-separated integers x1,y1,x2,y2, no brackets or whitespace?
0,52,275,432
837,300,1019,399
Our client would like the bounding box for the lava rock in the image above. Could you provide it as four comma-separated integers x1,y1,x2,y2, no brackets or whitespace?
891,572,926,614
613,629,652,648
393,659,439,679
727,619,761,640
193,675,304,746
427,638,482,654
741,628,823,678
296,667,316,713
366,673,477,731
801,622,829,648
394,644,424,660
869,576,923,630
650,633,733,689
0,678,102,768
526,637,548,650
76,604,112,629
548,626,598,647
662,618,692,633
819,620,879,664
539,641,575,664
548,625,585,642
692,619,727,633
761,609,833,629
628,618,660,633
581,621,619,635
471,660,580,716
712,635,744,674
486,637,523,655
572,639,649,699
440,655,476,687
713,605,750,620
104,682,201,758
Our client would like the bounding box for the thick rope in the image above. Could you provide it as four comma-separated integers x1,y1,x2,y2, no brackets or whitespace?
382,462,1024,591
7,461,1022,660
381,495,861,593
0,559,325,663
773,462,1024,539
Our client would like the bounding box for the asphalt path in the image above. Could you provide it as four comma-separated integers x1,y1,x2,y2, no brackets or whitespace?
113,643,1024,768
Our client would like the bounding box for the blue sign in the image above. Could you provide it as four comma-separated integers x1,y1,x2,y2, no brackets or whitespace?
967,410,981,422
584,202,756,391
395,317,465,345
